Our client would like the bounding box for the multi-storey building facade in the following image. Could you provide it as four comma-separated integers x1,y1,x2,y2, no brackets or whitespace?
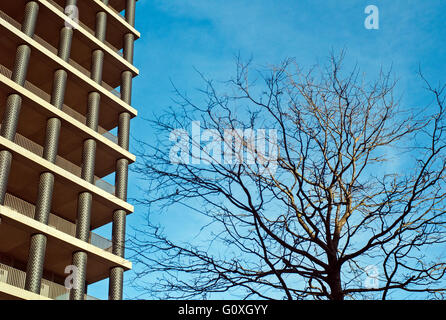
0,0,139,300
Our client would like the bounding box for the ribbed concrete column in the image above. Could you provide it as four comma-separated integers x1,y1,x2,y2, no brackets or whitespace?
70,4,108,300
25,0,76,294
0,1,39,205
109,0,135,301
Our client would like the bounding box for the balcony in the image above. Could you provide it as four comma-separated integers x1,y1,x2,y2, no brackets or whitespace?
4,193,112,252
0,135,132,228
0,61,134,181
0,52,119,151
0,7,138,133
48,0,124,55
47,0,140,52
0,63,133,179
0,1,138,89
9,128,116,197
0,128,130,228
3,176,114,290
0,199,131,285
0,262,99,300
0,8,123,98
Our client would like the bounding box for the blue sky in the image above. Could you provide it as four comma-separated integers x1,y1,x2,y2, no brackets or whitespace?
88,0,446,299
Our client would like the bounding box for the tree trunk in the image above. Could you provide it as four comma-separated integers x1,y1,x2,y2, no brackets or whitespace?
327,268,344,300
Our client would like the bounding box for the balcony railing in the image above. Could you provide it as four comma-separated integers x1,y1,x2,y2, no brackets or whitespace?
0,262,99,300
106,3,127,22
4,193,113,253
100,130,119,145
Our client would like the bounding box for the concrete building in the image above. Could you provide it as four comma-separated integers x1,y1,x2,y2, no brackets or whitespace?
0,0,139,300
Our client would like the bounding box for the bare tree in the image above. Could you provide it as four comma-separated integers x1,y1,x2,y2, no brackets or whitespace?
129,53,446,300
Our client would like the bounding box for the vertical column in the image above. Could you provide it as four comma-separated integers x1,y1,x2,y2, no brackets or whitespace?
109,0,135,301
24,0,77,294
69,0,109,300
0,1,39,204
